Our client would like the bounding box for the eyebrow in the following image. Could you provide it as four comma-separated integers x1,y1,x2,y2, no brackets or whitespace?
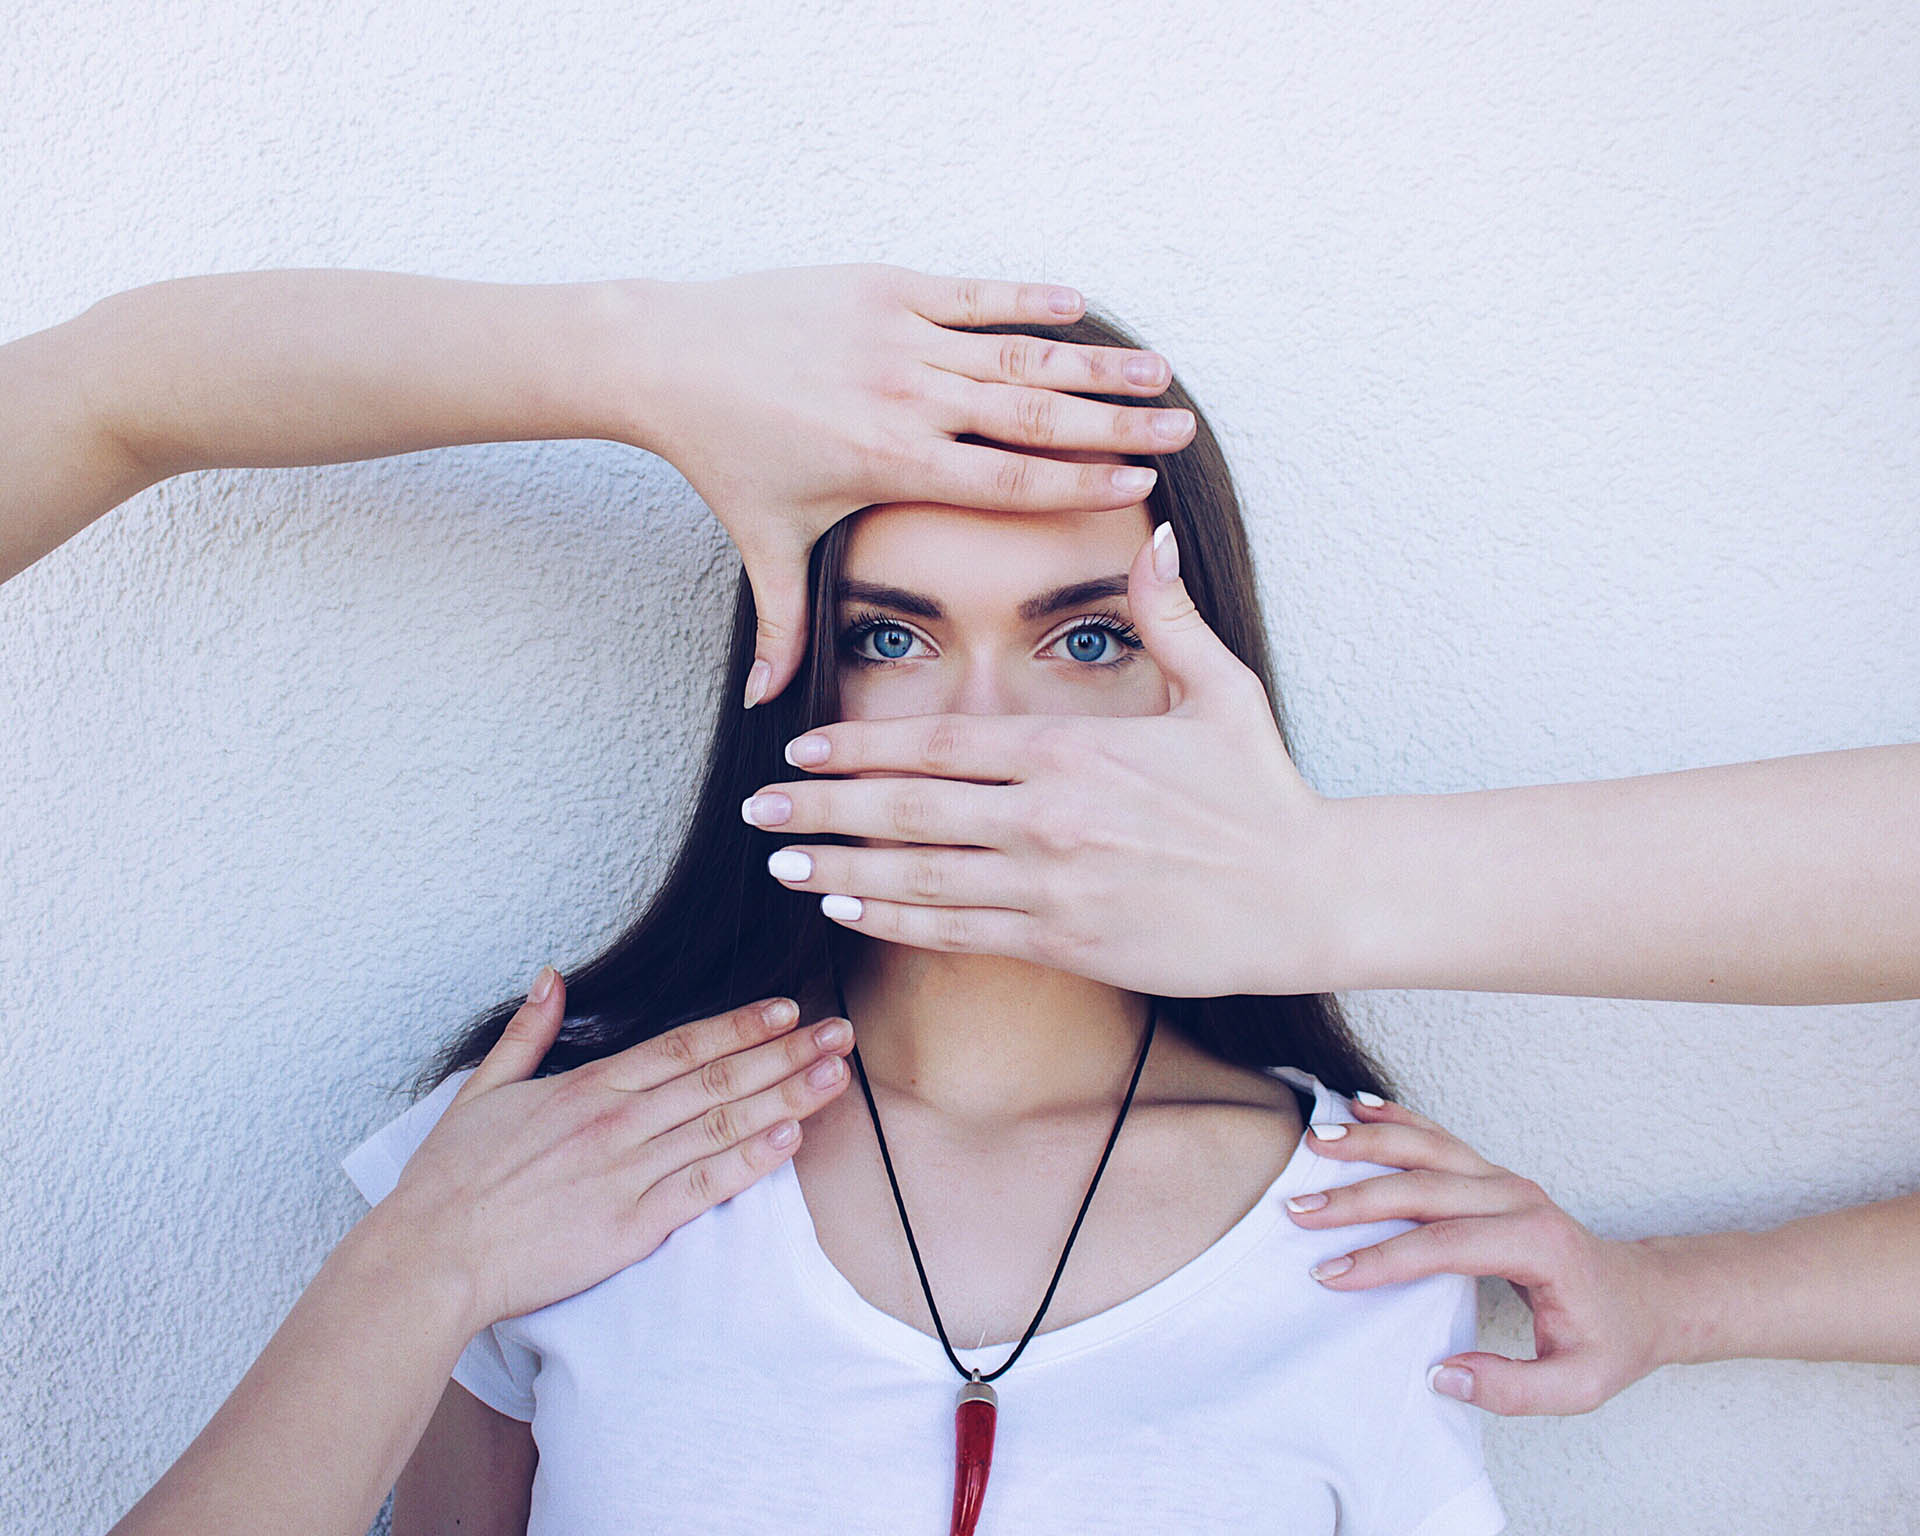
836,574,1132,624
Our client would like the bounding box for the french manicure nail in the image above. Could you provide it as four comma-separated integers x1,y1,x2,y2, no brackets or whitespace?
785,735,831,768
1151,521,1178,581
1428,1364,1475,1401
1309,1122,1348,1141
767,849,812,882
1354,1091,1386,1108
742,660,771,710
1286,1192,1328,1213
741,793,791,827
821,894,863,922
1310,1255,1355,1282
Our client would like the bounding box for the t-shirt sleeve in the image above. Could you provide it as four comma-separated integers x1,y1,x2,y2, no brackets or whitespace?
1360,1271,1506,1536
339,1068,541,1422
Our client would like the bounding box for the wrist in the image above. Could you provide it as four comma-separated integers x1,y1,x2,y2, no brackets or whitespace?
332,1198,490,1343
588,276,690,458
1634,1231,1746,1369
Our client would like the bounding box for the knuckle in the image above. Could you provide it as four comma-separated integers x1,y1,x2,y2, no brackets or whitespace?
888,788,933,841
954,279,987,325
657,1025,701,1072
685,1158,720,1208
996,336,1033,382
699,1101,742,1150
1013,388,1058,443
907,853,944,901
1025,793,1086,855
990,451,1037,506
1027,721,1082,775
696,1055,738,1102
920,718,963,774
933,909,976,951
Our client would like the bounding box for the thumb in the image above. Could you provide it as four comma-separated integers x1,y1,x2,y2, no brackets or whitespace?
1126,522,1249,713
739,539,812,709
456,965,568,1104
1427,1351,1617,1418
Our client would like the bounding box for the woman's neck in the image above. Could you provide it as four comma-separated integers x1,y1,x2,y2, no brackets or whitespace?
838,942,1153,1127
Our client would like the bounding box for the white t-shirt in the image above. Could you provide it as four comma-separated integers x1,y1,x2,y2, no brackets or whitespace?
343,1064,1505,1536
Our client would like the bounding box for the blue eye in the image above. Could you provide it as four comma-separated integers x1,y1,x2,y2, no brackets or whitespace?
870,626,914,659
841,616,931,665
1048,617,1142,667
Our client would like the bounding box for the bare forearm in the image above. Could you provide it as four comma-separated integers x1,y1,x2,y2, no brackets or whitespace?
2,269,652,583
1643,1191,1920,1370
110,1214,481,1536
1326,744,1920,1003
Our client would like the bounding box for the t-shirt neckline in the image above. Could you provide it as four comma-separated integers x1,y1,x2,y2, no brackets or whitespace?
768,1065,1337,1378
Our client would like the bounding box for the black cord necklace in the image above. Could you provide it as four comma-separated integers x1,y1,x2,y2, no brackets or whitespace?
829,963,1157,1536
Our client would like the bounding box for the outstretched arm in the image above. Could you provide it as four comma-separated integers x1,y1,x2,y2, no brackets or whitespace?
748,522,1919,1004
1,264,1192,700
1293,1095,1920,1414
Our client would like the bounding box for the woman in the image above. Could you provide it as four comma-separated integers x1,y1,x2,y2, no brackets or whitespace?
344,314,1506,1535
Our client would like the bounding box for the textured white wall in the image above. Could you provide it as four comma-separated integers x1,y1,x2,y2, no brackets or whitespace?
3,3,1917,1532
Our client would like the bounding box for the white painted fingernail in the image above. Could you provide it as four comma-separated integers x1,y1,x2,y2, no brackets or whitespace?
1310,1254,1354,1282
1309,1122,1348,1141
767,849,812,882
1428,1364,1475,1401
821,894,863,921
1151,520,1178,580
1286,1192,1328,1213
1354,1090,1386,1108
741,793,791,827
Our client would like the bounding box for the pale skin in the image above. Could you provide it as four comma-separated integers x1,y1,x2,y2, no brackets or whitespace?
745,521,1920,1416
0,262,1197,700
397,502,1316,1531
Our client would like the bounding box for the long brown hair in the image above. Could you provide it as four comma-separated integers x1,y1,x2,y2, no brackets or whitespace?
416,312,1391,1100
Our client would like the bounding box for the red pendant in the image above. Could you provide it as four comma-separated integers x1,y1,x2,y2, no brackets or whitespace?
951,1375,998,1536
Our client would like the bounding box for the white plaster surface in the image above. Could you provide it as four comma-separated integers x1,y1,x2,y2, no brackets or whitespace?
3,3,1917,1532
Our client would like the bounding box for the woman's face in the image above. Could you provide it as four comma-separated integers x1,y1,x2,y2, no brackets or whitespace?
834,498,1169,722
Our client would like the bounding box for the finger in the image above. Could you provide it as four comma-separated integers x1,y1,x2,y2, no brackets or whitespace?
628,1116,810,1251
1126,524,1263,715
816,893,1038,962
902,272,1090,329
626,1013,856,1129
772,714,1047,783
456,965,567,1103
1303,1118,1500,1178
765,843,1024,911
739,543,811,708
917,439,1156,514
1307,1213,1563,1293
929,327,1173,395
1347,1092,1465,1140
1285,1168,1533,1231
595,997,804,1096
642,1045,853,1169
1428,1351,1620,1418
741,775,1017,847
924,372,1194,455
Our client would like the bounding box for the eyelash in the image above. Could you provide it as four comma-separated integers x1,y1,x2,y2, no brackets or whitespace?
837,610,1145,668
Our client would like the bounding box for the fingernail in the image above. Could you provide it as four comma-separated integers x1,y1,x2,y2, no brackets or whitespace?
808,1055,846,1088
767,1120,800,1149
528,964,557,1004
1354,1090,1386,1108
814,1018,851,1049
763,998,799,1029
1048,287,1080,316
742,659,771,710
741,793,792,828
1124,354,1166,386
1151,521,1179,581
1309,1122,1348,1141
1286,1192,1328,1213
1310,1255,1354,1283
785,734,831,767
767,849,812,882
1114,466,1155,496
1153,409,1192,442
821,894,863,922
1428,1364,1475,1401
